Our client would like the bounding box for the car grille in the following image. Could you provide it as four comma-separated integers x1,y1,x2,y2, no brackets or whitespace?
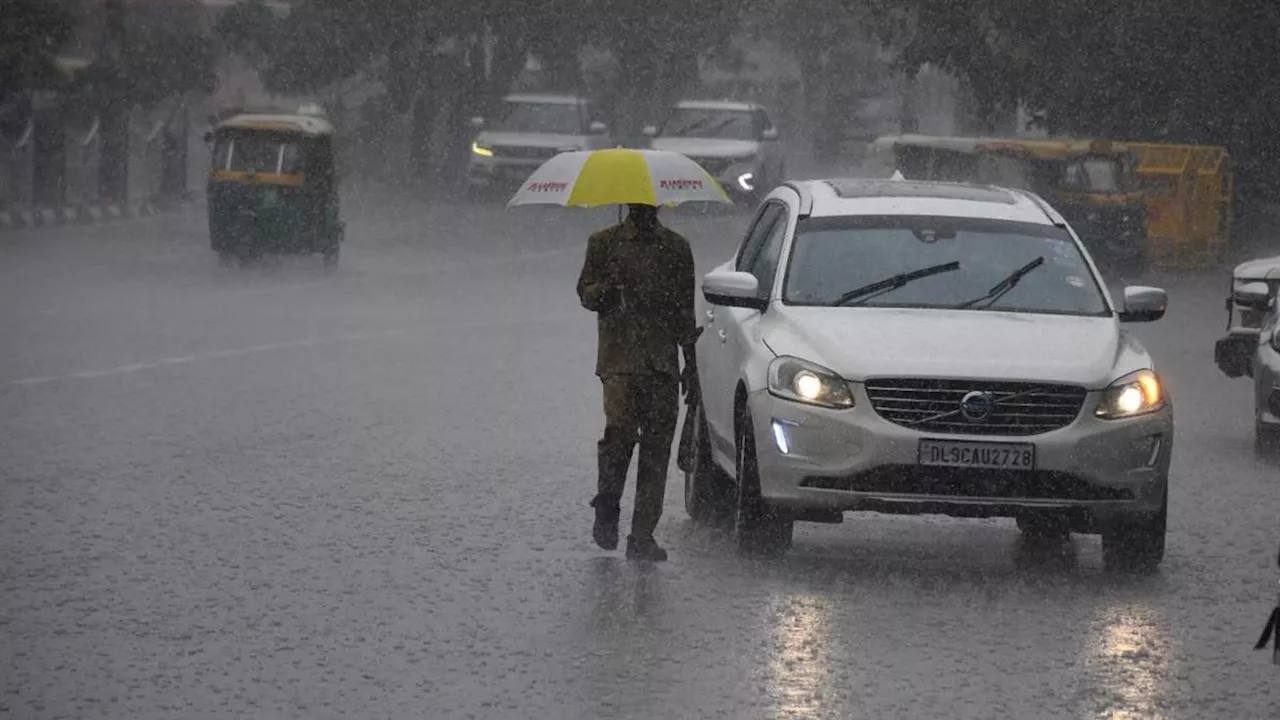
865,378,1087,436
689,156,734,176
492,145,561,160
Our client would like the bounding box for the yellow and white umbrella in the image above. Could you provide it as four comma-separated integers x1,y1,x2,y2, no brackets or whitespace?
506,148,732,208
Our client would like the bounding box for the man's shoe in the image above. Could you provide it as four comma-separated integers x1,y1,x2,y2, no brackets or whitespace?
626,535,668,562
590,496,621,550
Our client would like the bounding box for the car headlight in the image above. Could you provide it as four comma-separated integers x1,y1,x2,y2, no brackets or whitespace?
1094,370,1165,419
767,356,854,409
737,172,755,191
471,141,493,157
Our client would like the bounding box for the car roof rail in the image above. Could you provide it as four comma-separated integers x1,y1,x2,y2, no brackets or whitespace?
781,181,813,218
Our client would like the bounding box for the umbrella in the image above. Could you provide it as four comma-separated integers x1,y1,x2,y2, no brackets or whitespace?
506,148,732,209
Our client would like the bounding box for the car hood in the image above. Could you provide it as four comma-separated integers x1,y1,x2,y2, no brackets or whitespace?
762,306,1149,388
1233,255,1280,281
475,131,588,150
648,137,759,159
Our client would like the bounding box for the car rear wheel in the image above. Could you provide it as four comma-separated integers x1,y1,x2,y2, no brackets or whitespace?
733,410,793,556
683,402,733,526
1101,486,1167,573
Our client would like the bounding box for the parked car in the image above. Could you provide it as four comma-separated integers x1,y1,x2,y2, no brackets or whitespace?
466,94,609,195
643,100,786,205
1214,256,1280,451
682,177,1174,571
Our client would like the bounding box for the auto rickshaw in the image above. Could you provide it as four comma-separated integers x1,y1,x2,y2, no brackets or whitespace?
870,135,1150,272
206,108,343,266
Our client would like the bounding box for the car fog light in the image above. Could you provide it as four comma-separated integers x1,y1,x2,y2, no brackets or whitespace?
771,420,792,455
1143,435,1163,467
737,172,755,192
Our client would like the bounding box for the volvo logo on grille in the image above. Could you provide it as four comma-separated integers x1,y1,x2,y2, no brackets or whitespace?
959,391,995,422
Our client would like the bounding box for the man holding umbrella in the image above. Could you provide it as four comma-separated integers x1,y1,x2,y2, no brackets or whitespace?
576,203,701,561
505,146,732,560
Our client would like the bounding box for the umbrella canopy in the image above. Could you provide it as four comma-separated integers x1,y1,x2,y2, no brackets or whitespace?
506,148,732,208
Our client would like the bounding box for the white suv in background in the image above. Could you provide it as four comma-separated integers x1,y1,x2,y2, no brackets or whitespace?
644,100,786,205
682,178,1174,571
466,94,609,194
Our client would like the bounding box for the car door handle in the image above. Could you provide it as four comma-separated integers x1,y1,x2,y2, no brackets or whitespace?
717,329,727,343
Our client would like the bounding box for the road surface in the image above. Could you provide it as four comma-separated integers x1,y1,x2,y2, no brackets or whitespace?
2,184,1278,719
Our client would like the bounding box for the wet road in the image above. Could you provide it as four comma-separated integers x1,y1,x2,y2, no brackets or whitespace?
2,186,1278,719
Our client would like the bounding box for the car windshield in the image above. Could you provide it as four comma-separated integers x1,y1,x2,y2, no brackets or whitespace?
660,108,756,140
490,101,585,134
214,133,304,174
1063,156,1126,192
783,215,1110,316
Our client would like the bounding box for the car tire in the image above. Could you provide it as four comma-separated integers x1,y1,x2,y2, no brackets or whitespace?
733,410,794,556
684,402,734,526
1101,486,1167,573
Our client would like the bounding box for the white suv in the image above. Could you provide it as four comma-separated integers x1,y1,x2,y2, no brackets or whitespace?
682,178,1174,571
644,100,786,205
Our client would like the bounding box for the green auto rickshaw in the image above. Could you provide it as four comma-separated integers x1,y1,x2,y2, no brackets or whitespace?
206,109,344,266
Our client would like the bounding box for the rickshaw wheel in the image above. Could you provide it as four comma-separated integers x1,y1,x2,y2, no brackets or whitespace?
322,245,340,268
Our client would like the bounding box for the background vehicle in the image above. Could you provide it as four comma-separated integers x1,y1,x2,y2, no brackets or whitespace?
206,109,343,267
871,135,1149,273
682,177,1173,571
1128,143,1233,270
466,94,609,195
1213,256,1280,450
644,100,786,205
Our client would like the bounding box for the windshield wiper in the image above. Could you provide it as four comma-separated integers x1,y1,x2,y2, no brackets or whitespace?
832,261,961,307
954,256,1046,310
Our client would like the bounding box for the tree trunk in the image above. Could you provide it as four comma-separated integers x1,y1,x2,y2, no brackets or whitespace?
98,0,128,203
31,103,65,208
159,102,188,201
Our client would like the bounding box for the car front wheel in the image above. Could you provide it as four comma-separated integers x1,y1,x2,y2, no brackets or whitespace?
1101,486,1167,573
684,402,734,526
733,410,794,556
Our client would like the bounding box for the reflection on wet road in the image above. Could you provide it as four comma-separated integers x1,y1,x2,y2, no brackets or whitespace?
1,191,1277,718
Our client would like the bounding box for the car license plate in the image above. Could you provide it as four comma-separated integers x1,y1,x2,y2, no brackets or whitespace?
918,440,1035,470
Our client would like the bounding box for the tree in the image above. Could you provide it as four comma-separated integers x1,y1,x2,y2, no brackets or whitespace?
0,0,75,104
0,0,74,145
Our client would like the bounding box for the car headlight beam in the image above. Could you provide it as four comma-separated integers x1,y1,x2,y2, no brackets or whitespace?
767,356,854,409
1095,369,1164,419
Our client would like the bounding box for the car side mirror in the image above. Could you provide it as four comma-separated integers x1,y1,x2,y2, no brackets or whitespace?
588,120,608,135
641,125,658,138
1234,281,1272,311
469,116,485,130
1118,285,1168,323
761,127,780,141
703,270,767,311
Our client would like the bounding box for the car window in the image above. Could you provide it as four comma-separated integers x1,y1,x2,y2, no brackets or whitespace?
749,211,789,296
491,102,584,134
782,214,1110,316
661,108,756,141
219,134,298,174
735,203,785,272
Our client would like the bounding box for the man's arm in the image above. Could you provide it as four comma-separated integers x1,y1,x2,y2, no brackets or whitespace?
576,233,618,313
